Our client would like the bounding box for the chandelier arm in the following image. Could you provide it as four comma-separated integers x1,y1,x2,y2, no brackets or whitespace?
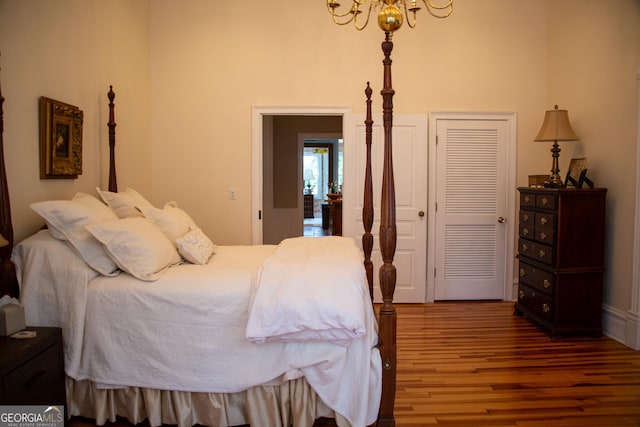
422,0,453,18
328,4,357,23
402,2,418,28
326,0,357,25
354,2,375,31
326,0,370,18
331,14,356,26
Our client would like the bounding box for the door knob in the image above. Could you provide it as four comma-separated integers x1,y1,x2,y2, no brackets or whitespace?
497,216,506,223
418,211,425,217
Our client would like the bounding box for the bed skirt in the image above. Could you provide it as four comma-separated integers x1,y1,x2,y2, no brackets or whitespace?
66,377,350,427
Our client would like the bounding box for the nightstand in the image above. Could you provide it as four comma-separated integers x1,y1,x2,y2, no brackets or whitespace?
0,327,66,406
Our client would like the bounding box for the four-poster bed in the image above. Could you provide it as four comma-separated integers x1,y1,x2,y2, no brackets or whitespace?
0,2,456,423
0,80,397,426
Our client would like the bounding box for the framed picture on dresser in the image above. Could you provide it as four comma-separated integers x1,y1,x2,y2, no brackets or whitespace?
564,157,587,188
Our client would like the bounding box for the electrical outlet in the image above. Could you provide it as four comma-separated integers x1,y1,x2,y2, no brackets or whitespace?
229,188,237,200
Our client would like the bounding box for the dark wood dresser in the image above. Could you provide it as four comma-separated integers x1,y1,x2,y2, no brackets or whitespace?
304,194,314,218
0,327,66,406
515,187,607,336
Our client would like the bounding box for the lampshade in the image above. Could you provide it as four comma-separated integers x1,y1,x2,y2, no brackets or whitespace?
304,168,315,181
534,105,579,142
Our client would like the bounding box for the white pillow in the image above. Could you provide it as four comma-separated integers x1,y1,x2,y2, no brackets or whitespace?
176,227,216,265
30,192,120,275
96,187,153,219
137,203,197,246
86,218,181,281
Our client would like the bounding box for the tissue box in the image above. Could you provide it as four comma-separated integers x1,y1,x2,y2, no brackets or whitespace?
0,303,25,336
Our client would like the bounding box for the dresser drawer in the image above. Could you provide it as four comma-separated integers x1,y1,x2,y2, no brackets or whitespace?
3,339,64,404
520,192,536,208
536,193,557,210
518,238,555,264
519,210,535,226
534,212,556,244
519,211,557,244
518,260,555,296
517,283,554,323
519,210,534,239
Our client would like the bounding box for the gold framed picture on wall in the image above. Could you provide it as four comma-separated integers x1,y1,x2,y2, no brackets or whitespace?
39,96,83,179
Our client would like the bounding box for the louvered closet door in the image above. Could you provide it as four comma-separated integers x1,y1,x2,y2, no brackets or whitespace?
434,119,509,300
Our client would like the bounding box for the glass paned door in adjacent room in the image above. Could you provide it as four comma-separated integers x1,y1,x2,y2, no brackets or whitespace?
303,146,329,202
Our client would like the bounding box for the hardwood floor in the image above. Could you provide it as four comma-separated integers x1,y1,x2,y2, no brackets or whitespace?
68,301,640,427
395,301,640,427
304,218,330,237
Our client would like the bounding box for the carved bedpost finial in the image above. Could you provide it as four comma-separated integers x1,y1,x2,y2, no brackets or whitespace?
108,85,115,104
363,82,375,300
107,85,118,192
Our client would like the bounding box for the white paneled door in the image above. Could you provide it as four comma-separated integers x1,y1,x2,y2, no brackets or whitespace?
429,114,516,301
345,114,428,303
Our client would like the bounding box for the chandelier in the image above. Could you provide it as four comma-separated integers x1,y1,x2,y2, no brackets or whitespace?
327,0,453,33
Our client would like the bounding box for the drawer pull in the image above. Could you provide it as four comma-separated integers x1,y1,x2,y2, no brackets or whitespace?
524,196,531,204
519,290,525,299
523,213,529,222
519,268,526,278
540,232,547,240
543,278,551,288
541,197,549,206
542,303,550,313
522,243,528,252
539,217,548,225
538,249,546,258
522,227,529,236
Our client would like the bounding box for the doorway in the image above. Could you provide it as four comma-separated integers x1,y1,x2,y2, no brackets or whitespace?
302,136,343,237
251,108,348,245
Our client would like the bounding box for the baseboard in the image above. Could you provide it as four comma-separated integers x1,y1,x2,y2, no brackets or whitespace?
602,303,640,350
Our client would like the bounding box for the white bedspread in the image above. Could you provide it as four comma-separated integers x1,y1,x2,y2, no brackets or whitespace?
247,236,367,345
14,230,100,377
14,232,381,427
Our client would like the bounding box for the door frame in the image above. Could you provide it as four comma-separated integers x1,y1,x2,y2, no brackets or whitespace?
251,106,352,244
427,112,518,303
628,64,640,349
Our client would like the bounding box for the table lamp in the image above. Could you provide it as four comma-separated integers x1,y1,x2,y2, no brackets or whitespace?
534,105,579,188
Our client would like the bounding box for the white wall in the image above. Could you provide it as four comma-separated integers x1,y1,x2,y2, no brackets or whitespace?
147,0,550,245
546,0,640,313
0,0,151,242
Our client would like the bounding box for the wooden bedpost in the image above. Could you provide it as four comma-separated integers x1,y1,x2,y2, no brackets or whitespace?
107,86,117,193
363,82,375,300
377,32,397,427
0,57,19,298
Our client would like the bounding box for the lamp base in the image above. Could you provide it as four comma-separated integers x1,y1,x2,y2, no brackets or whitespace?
544,141,563,188
543,174,564,188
